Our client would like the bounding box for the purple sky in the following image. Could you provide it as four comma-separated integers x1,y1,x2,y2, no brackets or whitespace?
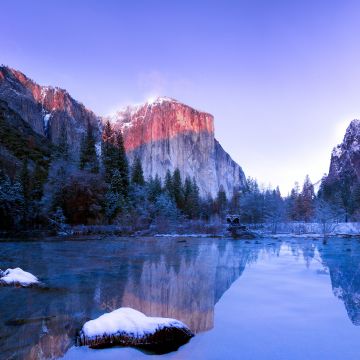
2,0,360,194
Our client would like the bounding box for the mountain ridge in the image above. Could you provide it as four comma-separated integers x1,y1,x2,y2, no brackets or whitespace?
0,66,245,197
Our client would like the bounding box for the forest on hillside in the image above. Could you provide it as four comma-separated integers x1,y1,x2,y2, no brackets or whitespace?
0,119,357,234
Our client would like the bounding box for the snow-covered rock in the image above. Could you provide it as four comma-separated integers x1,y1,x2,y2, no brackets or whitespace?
0,267,39,287
78,307,193,353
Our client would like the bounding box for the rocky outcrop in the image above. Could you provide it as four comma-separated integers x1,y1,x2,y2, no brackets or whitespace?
0,98,52,175
108,97,246,197
78,307,193,353
328,120,360,180
0,66,100,157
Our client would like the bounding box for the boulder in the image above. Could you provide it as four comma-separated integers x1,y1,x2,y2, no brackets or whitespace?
77,307,194,354
0,267,39,287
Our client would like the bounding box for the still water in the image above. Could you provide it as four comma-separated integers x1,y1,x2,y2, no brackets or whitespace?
0,236,360,360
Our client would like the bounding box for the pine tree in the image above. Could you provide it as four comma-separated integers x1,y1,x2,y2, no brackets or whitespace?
147,174,162,202
31,162,45,201
183,177,200,219
229,188,241,214
115,131,129,196
183,176,193,217
79,122,99,173
20,158,31,226
215,185,227,216
131,156,145,186
164,169,173,197
300,175,315,221
0,171,23,229
102,120,117,181
172,168,184,210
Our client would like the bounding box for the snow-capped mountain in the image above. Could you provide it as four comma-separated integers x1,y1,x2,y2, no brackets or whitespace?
107,96,246,197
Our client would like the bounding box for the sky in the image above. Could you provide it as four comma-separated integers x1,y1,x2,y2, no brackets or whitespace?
2,0,360,195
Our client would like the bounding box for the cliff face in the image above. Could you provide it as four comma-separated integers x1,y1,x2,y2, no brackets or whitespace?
0,67,246,197
328,120,360,181
108,97,246,197
0,66,100,156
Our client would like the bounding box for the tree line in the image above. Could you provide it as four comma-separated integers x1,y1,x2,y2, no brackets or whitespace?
0,121,230,231
0,120,355,232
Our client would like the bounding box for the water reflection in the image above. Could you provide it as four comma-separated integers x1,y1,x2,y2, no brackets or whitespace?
318,239,360,325
0,237,359,359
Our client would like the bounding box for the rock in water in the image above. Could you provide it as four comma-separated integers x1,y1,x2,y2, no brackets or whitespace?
0,267,39,287
77,307,194,354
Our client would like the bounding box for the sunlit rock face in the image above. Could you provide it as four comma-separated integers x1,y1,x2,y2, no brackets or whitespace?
108,97,246,197
328,120,360,180
0,66,100,157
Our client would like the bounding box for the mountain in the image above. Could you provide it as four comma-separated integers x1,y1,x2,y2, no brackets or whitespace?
328,120,360,180
0,66,100,157
319,119,360,219
0,66,245,197
108,97,246,197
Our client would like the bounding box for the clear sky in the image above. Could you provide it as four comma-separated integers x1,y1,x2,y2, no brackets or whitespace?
2,0,360,194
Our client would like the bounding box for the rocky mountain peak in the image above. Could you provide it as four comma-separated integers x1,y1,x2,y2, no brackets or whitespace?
106,96,244,197
108,97,214,152
0,66,246,197
0,66,100,155
328,119,360,179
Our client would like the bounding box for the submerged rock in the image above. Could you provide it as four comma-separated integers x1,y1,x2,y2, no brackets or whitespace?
0,267,39,287
77,307,194,354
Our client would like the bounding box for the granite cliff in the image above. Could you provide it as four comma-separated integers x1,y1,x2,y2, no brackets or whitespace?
108,97,246,197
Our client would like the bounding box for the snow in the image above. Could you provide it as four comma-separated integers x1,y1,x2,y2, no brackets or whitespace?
81,307,187,340
146,96,177,106
0,267,39,286
43,113,51,131
95,142,102,156
332,145,342,158
155,233,214,238
259,222,360,236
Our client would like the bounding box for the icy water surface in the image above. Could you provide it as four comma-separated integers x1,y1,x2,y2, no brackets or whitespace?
1,236,360,360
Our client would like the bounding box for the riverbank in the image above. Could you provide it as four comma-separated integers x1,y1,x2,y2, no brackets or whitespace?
1,221,360,240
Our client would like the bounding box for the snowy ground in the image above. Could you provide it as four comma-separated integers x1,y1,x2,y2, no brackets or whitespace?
256,222,360,236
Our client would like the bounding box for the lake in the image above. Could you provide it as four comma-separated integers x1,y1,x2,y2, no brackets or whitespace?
1,236,360,359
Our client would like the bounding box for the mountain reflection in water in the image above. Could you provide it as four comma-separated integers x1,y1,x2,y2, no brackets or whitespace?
0,237,359,360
